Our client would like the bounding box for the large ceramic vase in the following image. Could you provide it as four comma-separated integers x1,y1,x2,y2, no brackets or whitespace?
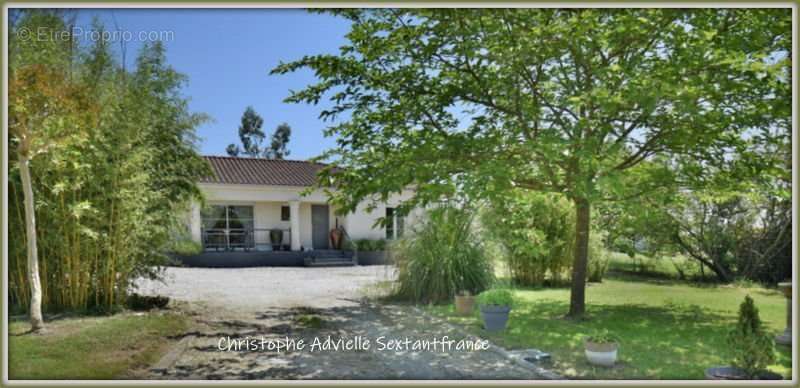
330,228,344,250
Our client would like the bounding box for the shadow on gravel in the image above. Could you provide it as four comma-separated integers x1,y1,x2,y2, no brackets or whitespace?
152,302,550,380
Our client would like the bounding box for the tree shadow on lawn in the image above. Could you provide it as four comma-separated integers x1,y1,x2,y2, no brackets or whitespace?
456,300,785,379
607,271,722,289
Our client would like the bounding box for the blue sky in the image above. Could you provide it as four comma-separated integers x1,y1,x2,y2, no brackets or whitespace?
74,9,351,159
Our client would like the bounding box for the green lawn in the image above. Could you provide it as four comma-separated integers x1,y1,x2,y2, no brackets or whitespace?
605,252,707,280
9,311,188,380
429,274,792,379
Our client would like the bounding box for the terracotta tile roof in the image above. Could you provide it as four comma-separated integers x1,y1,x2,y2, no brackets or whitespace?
201,156,328,187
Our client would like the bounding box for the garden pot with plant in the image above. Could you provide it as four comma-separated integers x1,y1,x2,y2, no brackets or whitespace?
454,290,476,316
477,289,514,332
584,330,619,367
270,229,284,251
705,295,782,380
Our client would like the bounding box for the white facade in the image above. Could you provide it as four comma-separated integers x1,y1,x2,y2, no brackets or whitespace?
189,183,420,251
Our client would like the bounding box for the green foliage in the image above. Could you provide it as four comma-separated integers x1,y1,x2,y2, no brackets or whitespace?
295,314,325,329
8,11,209,312
428,279,791,379
126,294,170,311
608,188,791,285
167,238,203,256
266,122,292,160
483,191,611,285
587,231,611,283
273,9,790,316
226,107,292,159
350,238,387,251
586,329,618,344
392,206,494,303
733,195,791,285
727,295,776,378
227,106,265,157
477,289,514,307
482,191,575,287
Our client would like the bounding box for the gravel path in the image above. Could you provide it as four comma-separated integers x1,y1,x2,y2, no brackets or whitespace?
136,265,397,310
135,266,555,380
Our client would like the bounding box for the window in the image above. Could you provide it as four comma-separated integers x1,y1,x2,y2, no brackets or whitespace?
385,207,405,240
201,205,254,250
281,205,291,221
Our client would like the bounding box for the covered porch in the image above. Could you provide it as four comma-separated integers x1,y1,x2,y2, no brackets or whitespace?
192,201,340,252
187,184,344,253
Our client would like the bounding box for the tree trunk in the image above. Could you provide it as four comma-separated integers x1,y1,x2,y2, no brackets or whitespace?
19,154,45,332
709,261,733,283
567,197,591,319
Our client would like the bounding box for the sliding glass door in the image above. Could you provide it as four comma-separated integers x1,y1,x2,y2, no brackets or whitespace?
201,205,254,250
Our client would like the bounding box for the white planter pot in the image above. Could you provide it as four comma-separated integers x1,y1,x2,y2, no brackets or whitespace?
584,341,618,367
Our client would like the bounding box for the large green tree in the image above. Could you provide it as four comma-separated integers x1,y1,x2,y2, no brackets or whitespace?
266,122,292,159
226,107,293,159
273,9,791,318
227,106,266,157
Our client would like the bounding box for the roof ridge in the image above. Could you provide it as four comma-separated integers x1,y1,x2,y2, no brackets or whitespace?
203,155,327,166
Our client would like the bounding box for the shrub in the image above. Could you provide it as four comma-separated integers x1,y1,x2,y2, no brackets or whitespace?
168,238,203,256
477,289,514,307
482,191,575,287
727,295,775,378
392,206,494,303
351,238,387,251
587,231,611,283
126,294,170,311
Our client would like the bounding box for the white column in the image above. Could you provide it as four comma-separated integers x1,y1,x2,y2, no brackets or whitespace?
189,201,202,243
290,200,301,251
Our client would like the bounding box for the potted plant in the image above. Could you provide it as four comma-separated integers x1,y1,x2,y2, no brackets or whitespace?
270,229,284,251
454,290,476,316
706,295,781,380
354,239,389,265
477,289,514,332
584,330,619,367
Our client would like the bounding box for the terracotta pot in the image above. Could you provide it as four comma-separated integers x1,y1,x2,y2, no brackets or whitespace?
454,294,475,316
584,340,619,367
330,228,343,250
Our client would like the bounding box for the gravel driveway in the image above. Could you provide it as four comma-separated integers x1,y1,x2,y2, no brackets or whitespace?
136,265,396,310
134,266,555,380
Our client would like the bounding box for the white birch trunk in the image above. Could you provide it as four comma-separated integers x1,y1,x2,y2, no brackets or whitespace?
18,153,45,331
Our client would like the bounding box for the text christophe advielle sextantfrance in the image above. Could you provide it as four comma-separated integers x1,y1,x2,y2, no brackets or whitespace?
217,335,491,353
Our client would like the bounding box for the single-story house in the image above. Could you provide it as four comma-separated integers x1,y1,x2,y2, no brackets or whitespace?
181,156,419,267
